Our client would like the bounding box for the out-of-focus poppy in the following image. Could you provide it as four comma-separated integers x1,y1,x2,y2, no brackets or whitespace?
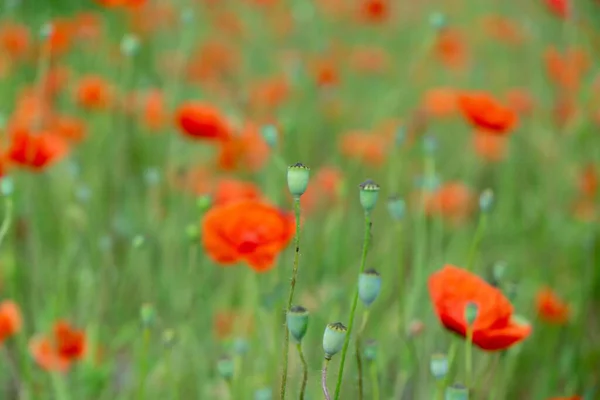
424,182,473,222
422,88,458,118
201,199,295,272
73,12,103,43
429,264,532,351
139,89,167,132
29,320,87,372
213,179,262,206
217,122,270,172
0,22,31,60
435,28,469,71
313,58,339,88
536,287,570,324
213,310,254,339
186,40,239,85
480,15,526,46
544,46,589,92
0,301,22,344
74,75,113,110
473,131,508,162
349,46,390,74
359,0,390,23
6,127,69,171
49,115,87,143
545,0,570,19
248,76,289,115
579,164,598,198
458,91,518,134
339,130,390,167
300,166,344,214
171,165,214,195
505,88,535,116
175,102,231,141
572,198,597,222
46,19,74,57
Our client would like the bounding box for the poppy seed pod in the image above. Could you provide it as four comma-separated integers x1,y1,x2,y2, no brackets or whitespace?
162,329,176,349
359,269,382,307
254,388,273,400
445,384,469,400
430,353,449,380
217,355,234,380
1,178,14,196
261,125,278,148
287,163,310,197
359,179,380,212
429,12,447,30
479,189,494,213
387,195,406,221
196,195,212,212
287,305,309,343
140,303,155,328
323,322,347,360
363,339,377,361
233,337,249,355
464,302,479,326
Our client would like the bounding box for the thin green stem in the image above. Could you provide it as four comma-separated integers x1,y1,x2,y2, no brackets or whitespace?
0,197,13,248
465,328,474,389
322,358,331,400
370,361,380,400
466,214,487,272
356,310,370,400
296,343,308,400
334,212,372,400
442,340,459,388
280,198,302,400
51,372,70,400
435,380,444,400
137,328,151,400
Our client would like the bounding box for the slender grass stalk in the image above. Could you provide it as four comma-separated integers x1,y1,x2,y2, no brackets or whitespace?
280,197,302,399
465,327,474,389
466,214,487,272
296,343,308,400
356,310,370,400
137,328,151,400
322,358,332,400
0,197,13,248
370,361,380,400
51,372,70,400
334,211,372,399
435,380,445,400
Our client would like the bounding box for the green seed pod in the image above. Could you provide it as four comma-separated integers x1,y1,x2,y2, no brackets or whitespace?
286,305,309,343
233,337,249,355
445,384,469,400
430,353,448,380
162,329,176,349
261,125,278,148
358,269,382,307
363,339,377,362
140,303,155,329
429,12,447,30
196,195,212,212
464,302,479,326
217,355,234,380
323,322,347,359
387,195,405,221
132,235,145,249
254,388,273,400
359,180,380,212
287,163,310,197
479,189,494,213
185,224,199,241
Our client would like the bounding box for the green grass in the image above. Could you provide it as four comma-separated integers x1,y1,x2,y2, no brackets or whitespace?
0,0,598,399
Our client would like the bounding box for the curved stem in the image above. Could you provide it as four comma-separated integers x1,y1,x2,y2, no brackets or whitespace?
280,198,302,399
370,361,380,400
322,358,331,400
296,343,308,400
334,212,372,399
466,214,487,272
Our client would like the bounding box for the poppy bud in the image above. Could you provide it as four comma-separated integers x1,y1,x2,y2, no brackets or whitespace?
479,189,494,213
387,195,406,221
217,355,234,380
492,261,507,283
233,337,249,355
359,180,380,212
196,195,212,212
261,125,279,148
363,339,377,362
1,178,14,197
287,163,310,197
464,302,479,326
323,322,347,360
132,235,145,249
422,135,438,155
254,388,273,400
120,34,140,56
429,12,447,30
144,168,160,186
140,303,155,328
445,383,469,400
40,23,53,40
358,269,382,307
185,224,199,241
430,353,448,380
162,329,176,349
286,305,309,343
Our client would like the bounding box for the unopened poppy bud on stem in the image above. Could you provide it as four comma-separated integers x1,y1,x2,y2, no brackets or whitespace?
196,195,212,212
217,355,234,380
287,305,309,343
464,302,479,326
363,339,377,361
323,322,347,360
359,179,380,212
287,163,310,197
445,383,469,400
358,269,382,306
430,353,449,380
479,189,494,213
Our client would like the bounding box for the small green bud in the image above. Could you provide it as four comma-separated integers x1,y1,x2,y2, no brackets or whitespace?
120,34,140,56
287,305,309,343
358,269,382,307
140,303,155,328
430,353,448,380
162,329,176,349
217,355,234,380
445,384,469,400
196,195,212,212
1,178,14,196
287,163,310,197
254,388,273,400
185,224,199,241
132,235,145,249
363,339,377,362
233,337,249,355
479,189,494,213
261,125,278,148
429,12,447,30
492,261,507,284
359,179,380,212
323,322,347,360
387,195,405,221
464,302,479,326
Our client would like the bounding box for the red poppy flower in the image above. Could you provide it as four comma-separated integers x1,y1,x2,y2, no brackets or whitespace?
536,287,570,324
429,265,532,351
359,0,390,23
74,75,113,110
0,22,31,60
0,301,22,344
29,320,87,372
175,102,231,141
6,127,69,171
579,164,598,198
545,0,570,19
458,91,518,134
201,199,295,272
212,179,262,206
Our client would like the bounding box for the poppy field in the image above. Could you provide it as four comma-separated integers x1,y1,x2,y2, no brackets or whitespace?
0,0,599,399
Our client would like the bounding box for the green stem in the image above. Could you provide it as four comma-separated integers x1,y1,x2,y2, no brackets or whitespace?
280,198,302,399
435,380,444,400
370,361,380,400
442,340,459,388
51,372,70,400
296,343,308,400
466,214,487,272
356,310,370,400
465,328,474,389
0,197,13,248
334,212,372,399
137,328,151,400
322,358,331,400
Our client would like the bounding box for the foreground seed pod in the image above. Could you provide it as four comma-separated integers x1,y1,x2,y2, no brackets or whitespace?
445,383,469,400
323,322,347,360
140,303,155,329
387,195,406,221
217,355,234,380
358,269,382,307
363,339,377,362
287,163,310,197
430,353,448,380
287,305,309,343
359,180,380,212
